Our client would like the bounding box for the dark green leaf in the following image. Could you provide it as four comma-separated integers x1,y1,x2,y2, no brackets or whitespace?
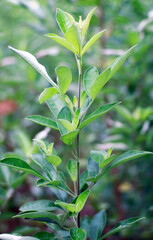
89,210,106,240
70,228,86,240
19,200,59,212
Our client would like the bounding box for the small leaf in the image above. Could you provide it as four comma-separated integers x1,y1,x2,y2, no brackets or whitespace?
79,102,120,130
83,66,99,97
58,119,74,132
80,90,87,107
89,210,106,240
0,158,46,180
82,7,97,40
99,155,115,168
61,131,79,145
90,68,111,100
100,217,145,239
8,46,58,89
76,190,90,212
68,159,77,182
56,65,72,95
39,87,58,104
26,115,58,130
72,109,80,130
82,30,106,55
56,8,75,34
13,211,60,225
70,228,86,240
45,33,78,54
55,200,76,212
45,155,62,167
33,139,47,155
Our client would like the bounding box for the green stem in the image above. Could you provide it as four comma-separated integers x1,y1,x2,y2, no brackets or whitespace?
75,55,82,228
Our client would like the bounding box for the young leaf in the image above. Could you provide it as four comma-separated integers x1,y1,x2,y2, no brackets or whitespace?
70,228,86,240
61,130,79,145
13,211,61,225
81,30,106,56
76,190,90,212
45,155,62,167
79,102,120,130
100,217,145,239
56,8,75,34
80,90,87,107
90,68,111,100
45,33,78,54
68,159,77,182
72,109,80,130
89,210,106,240
26,115,58,130
82,7,97,40
58,119,74,132
8,46,58,89
0,158,46,180
33,139,47,155
83,66,99,97
99,155,115,168
65,23,81,55
56,66,72,95
19,200,59,212
55,200,76,212
39,87,58,104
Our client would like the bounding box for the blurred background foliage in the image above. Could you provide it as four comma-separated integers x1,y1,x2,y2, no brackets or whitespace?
0,0,153,239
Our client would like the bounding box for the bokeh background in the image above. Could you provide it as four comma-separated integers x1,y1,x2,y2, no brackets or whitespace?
0,0,153,239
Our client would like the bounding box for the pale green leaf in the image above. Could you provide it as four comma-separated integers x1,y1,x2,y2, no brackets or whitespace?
99,155,115,168
55,200,76,212
82,7,97,40
83,66,99,97
56,65,72,94
80,90,87,107
81,30,106,56
56,8,75,34
58,119,74,132
57,106,72,135
26,115,58,130
90,68,111,100
65,23,81,55
76,190,90,212
8,46,58,89
61,130,79,145
33,139,47,155
72,109,80,130
45,33,77,54
68,159,77,182
39,87,58,104
79,102,120,130
45,155,62,167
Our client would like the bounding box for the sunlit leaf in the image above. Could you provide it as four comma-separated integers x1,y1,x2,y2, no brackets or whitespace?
58,119,74,132
55,200,76,212
83,66,99,97
56,8,75,34
76,190,90,212
26,115,58,130
68,159,77,182
39,87,58,104
45,155,62,167
61,131,79,145
82,7,97,40
56,65,72,95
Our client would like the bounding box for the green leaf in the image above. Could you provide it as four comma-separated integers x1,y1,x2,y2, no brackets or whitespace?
90,150,106,164
88,157,99,178
72,109,80,130
99,155,115,168
8,46,58,89
70,228,86,240
100,217,145,239
16,130,32,157
79,102,120,130
90,68,111,99
47,94,66,117
57,106,72,135
45,34,78,55
56,8,75,34
115,105,133,123
26,115,58,130
80,90,87,107
76,190,90,212
61,131,79,145
39,87,58,104
13,211,60,225
83,66,99,97
0,158,46,180
82,7,97,40
19,200,59,212
68,159,77,182
56,66,72,95
58,119,74,132
34,232,54,240
81,30,106,56
45,155,62,167
103,150,153,174
107,45,137,80
89,210,106,240
36,179,60,187
55,200,76,212
65,23,81,55
33,139,47,155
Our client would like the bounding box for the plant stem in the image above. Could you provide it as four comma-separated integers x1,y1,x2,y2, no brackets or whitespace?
75,55,82,228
